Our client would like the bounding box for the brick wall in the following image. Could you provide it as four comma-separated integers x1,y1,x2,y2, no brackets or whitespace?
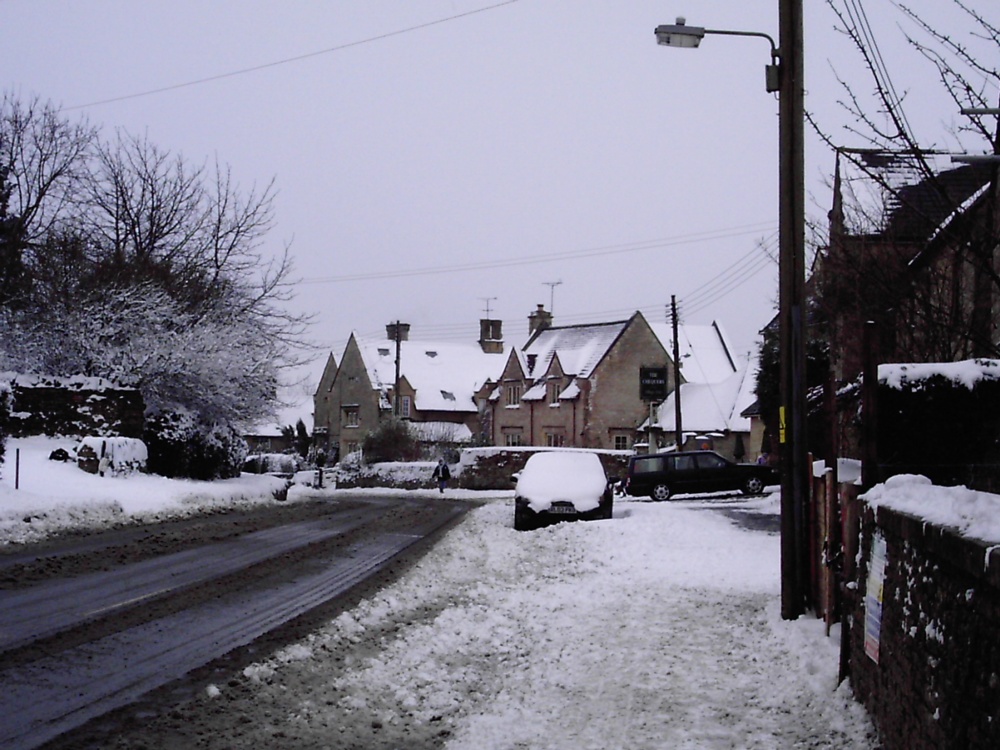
846,502,1000,749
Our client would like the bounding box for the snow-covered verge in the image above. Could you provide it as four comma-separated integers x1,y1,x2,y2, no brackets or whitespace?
0,437,291,546
199,497,878,749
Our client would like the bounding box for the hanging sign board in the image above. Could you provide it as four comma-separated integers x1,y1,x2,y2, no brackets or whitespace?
639,366,668,402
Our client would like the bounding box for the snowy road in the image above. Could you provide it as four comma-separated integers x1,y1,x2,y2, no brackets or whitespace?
98,495,878,749
0,495,469,750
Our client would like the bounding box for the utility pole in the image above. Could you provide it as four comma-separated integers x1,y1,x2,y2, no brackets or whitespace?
671,296,683,451
778,0,809,620
393,320,402,418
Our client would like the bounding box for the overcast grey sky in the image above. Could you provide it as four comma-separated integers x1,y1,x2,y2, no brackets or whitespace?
5,1,997,393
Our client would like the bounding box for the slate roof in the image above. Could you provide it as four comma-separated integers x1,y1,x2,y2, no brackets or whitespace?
885,162,993,241
518,319,631,379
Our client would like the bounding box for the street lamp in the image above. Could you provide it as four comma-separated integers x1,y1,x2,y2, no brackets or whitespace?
654,17,781,93
655,4,809,620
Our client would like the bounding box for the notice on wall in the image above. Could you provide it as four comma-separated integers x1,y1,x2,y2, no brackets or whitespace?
864,534,888,663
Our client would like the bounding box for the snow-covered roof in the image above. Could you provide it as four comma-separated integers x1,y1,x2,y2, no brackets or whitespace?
520,320,629,378
649,322,739,385
652,353,760,434
407,421,474,443
246,388,315,437
355,337,504,413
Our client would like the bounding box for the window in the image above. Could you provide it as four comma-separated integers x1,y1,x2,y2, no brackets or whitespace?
614,435,629,451
632,456,665,474
504,431,523,447
673,454,696,472
696,453,726,469
505,383,522,406
344,408,359,427
346,441,359,454
399,395,412,418
545,432,565,447
548,381,561,404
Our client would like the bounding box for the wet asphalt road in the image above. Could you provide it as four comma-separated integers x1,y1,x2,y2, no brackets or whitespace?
0,494,470,750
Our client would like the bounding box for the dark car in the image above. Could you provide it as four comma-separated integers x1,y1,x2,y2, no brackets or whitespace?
513,451,615,531
623,450,779,501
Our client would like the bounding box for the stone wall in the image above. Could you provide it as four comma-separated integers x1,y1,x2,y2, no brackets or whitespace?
4,374,144,438
846,502,1000,749
456,447,631,491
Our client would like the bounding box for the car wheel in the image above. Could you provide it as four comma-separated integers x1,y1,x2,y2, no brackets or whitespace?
514,508,533,531
742,476,765,495
650,484,672,502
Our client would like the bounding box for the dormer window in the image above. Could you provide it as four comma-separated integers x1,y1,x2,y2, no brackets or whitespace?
425,350,438,358
548,381,561,404
378,348,390,357
505,383,522,406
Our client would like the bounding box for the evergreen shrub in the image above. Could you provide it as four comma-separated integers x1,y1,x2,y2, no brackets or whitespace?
144,410,248,480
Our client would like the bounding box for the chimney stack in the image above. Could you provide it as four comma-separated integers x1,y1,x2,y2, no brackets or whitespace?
528,304,552,335
386,322,410,342
479,319,503,354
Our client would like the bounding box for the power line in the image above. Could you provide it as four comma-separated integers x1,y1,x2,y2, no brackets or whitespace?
61,1,522,111
298,222,777,284
316,228,778,352
680,233,777,308
682,256,774,318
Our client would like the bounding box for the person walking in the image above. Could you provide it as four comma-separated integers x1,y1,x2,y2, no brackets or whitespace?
432,458,451,494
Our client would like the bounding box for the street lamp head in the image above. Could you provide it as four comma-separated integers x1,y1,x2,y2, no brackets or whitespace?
654,17,705,48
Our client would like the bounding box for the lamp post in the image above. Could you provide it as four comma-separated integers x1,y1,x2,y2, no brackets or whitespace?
655,3,808,620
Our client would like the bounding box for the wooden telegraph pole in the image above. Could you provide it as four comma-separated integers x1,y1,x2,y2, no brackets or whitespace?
671,296,683,451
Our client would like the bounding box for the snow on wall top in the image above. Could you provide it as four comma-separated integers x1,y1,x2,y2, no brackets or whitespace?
879,359,1000,391
0,372,131,391
864,473,1000,545
356,337,504,412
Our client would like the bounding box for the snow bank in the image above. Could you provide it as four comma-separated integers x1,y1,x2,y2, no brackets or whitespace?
0,437,289,546
79,436,148,474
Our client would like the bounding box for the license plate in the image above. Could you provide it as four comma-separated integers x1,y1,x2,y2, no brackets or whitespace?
549,504,576,514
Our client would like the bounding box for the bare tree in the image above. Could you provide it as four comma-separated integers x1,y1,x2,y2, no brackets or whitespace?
0,94,95,306
810,1,1000,366
0,92,312,428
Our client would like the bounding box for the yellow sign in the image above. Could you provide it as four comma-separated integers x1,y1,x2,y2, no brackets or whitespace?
779,406,786,444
